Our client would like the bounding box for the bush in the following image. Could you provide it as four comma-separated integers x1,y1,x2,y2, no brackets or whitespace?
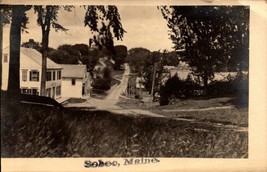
92,77,112,90
207,76,248,98
159,74,201,105
92,67,112,91
160,73,248,106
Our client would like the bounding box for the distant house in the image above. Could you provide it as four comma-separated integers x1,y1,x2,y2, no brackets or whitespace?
60,64,90,98
93,57,114,79
161,62,191,85
161,62,248,85
2,47,62,100
135,76,145,98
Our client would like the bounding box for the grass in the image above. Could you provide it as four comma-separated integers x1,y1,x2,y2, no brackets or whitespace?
156,97,234,110
117,96,248,127
1,100,248,158
153,108,248,127
67,98,87,104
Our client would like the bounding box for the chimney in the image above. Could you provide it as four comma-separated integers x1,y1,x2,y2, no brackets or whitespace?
29,39,34,49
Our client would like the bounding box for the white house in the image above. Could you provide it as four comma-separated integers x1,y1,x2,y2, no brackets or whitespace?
2,47,63,100
60,64,90,98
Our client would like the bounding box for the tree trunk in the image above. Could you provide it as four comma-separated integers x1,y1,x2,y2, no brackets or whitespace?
8,7,24,95
40,30,49,96
203,70,208,96
0,16,4,90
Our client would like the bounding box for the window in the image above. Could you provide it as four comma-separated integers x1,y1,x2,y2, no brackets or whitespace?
3,54,8,63
46,88,51,97
46,71,52,81
57,71,61,80
56,86,61,96
72,79,76,85
32,89,38,95
30,70,39,81
52,71,56,80
22,70,28,81
21,88,29,94
21,88,39,95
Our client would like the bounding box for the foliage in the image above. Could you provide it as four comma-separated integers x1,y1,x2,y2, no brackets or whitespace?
48,49,78,64
127,47,151,73
0,5,12,25
159,74,201,105
160,6,249,90
114,45,127,70
207,74,248,107
161,50,180,66
34,5,72,96
92,67,112,90
85,6,125,53
128,48,182,95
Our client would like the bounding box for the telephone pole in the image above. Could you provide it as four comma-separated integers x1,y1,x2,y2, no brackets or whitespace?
151,62,157,102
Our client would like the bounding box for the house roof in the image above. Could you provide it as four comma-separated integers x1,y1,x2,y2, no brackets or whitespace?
136,77,145,89
20,47,62,69
61,64,87,78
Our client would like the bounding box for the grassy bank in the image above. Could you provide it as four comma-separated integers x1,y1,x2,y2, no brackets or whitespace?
1,101,248,158
63,108,248,158
118,97,248,127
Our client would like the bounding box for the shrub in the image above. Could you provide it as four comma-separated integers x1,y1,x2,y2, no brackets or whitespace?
92,67,112,91
207,76,248,98
159,74,201,105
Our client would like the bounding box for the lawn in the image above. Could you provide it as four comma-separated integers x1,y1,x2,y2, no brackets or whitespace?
117,96,248,127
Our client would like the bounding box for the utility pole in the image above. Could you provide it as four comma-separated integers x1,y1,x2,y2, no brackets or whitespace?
151,62,157,102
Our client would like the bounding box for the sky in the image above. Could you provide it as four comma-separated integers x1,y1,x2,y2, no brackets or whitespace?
2,6,174,52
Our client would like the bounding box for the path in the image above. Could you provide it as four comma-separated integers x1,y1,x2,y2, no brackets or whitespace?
64,63,247,132
105,64,130,104
161,105,235,112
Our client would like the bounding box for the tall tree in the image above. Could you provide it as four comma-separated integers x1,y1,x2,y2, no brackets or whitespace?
84,6,125,54
128,47,151,74
7,5,31,94
35,6,125,96
160,6,249,93
114,45,127,70
34,5,71,96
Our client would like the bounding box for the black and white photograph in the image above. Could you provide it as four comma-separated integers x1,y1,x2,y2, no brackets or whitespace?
1,1,267,171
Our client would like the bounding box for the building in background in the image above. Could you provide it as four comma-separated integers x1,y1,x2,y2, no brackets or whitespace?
61,64,90,98
2,47,62,100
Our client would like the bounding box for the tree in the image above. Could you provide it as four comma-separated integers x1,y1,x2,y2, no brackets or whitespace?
128,48,181,94
128,47,151,74
48,49,77,64
160,6,249,93
142,51,163,93
92,67,112,90
114,45,127,70
8,5,31,94
159,74,181,105
161,51,180,66
85,6,125,53
34,5,72,96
